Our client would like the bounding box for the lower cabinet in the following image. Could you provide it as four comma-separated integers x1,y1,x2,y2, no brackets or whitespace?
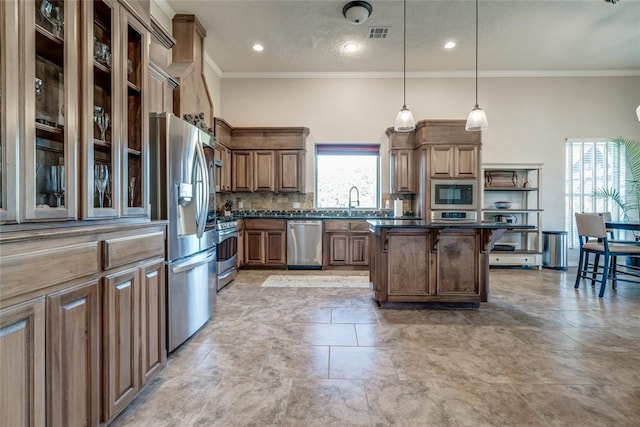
386,232,431,296
0,222,167,426
102,257,166,423
237,227,245,268
0,298,46,427
323,220,370,269
243,219,286,267
47,281,100,427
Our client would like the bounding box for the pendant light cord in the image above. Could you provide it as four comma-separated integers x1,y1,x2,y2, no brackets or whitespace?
474,0,479,107
403,0,407,107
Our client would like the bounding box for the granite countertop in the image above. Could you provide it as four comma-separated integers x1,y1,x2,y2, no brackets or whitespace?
366,219,536,229
230,210,420,221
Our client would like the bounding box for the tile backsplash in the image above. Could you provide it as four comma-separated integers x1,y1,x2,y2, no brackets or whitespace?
215,192,414,215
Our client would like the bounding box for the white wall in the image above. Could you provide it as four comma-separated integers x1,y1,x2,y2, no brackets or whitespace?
219,75,640,231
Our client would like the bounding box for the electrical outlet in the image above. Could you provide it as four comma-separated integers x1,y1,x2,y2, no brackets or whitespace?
238,201,244,208
293,202,301,209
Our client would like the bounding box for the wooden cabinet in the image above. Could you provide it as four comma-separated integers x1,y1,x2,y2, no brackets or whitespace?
0,223,166,426
214,143,232,192
243,219,286,267
103,267,140,421
0,297,46,426
482,164,543,269
232,150,276,192
139,259,165,386
82,0,150,219
323,220,369,269
390,149,414,194
370,226,490,304
430,145,478,178
236,220,245,268
278,150,305,193
47,281,100,427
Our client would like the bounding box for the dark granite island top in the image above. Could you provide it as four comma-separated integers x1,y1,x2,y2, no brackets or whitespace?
367,220,534,306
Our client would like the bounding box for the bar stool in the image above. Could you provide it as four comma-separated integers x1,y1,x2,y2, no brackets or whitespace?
574,213,640,297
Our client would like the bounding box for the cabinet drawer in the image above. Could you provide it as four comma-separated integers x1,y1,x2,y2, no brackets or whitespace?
349,221,370,232
489,254,541,265
244,219,286,231
103,231,165,270
323,220,351,232
1,242,99,302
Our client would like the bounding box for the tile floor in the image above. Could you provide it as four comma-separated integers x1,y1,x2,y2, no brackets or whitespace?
111,268,640,426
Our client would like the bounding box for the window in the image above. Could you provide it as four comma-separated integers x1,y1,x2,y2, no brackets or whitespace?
565,138,626,247
315,144,380,209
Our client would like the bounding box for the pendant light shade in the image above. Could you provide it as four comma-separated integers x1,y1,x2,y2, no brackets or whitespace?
636,105,640,121
466,0,488,132
394,0,415,132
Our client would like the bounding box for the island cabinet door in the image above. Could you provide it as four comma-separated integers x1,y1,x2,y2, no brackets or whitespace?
435,232,481,296
387,233,432,296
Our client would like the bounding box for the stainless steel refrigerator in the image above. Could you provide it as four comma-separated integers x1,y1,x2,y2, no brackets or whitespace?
149,113,217,352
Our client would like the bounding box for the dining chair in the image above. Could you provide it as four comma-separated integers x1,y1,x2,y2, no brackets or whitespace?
574,213,640,297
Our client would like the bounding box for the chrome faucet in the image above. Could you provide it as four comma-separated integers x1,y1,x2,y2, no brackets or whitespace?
348,186,360,216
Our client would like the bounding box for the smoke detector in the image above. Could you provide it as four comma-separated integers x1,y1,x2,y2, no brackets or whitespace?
343,1,372,25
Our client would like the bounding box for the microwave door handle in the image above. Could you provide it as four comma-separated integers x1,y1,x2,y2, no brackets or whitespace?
194,142,209,239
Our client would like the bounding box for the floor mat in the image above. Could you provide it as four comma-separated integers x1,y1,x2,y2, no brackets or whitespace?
260,274,371,288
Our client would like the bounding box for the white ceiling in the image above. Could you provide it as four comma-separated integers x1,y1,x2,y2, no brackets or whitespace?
162,0,640,77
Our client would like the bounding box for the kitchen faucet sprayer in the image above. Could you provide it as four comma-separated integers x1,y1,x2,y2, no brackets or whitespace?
348,186,360,216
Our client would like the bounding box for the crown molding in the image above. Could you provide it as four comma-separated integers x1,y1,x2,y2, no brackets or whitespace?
205,53,223,78
220,69,640,79
154,0,175,19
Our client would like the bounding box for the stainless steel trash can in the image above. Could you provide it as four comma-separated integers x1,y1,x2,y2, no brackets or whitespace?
543,231,568,270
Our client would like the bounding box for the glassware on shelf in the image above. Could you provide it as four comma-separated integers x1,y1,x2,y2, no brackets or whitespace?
94,164,109,208
93,38,112,67
105,178,112,208
128,177,137,207
40,0,64,38
127,59,133,74
93,106,110,141
35,78,43,95
50,165,65,207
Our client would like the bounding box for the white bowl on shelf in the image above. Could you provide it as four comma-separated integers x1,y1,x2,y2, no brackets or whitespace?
494,201,512,209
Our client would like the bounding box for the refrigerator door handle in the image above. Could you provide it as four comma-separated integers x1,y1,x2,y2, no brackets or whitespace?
194,141,209,239
171,249,216,274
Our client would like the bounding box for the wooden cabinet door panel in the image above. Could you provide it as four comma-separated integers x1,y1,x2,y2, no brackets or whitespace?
349,235,369,266
279,150,304,192
436,233,480,295
104,269,140,420
387,234,431,295
329,235,349,265
232,151,253,192
244,231,265,265
140,260,166,386
430,146,453,178
254,151,275,192
223,148,232,191
47,281,100,427
0,298,45,427
455,146,477,178
237,230,245,268
265,231,286,265
391,150,414,193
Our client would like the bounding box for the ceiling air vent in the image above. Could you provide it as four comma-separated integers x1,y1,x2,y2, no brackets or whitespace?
368,27,389,39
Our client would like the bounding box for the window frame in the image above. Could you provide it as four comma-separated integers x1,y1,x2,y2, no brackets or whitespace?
314,144,381,210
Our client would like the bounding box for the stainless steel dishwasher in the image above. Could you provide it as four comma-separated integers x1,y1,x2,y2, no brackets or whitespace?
287,220,323,269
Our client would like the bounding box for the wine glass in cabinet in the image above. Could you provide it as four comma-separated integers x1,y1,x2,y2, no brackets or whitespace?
22,0,79,221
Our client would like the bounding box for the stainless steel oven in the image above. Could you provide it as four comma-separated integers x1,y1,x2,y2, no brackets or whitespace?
217,220,238,290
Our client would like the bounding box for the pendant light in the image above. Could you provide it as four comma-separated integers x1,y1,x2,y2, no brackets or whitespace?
636,105,640,121
465,0,488,131
394,0,415,132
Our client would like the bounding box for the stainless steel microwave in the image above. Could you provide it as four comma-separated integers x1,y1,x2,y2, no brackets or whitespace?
431,179,477,210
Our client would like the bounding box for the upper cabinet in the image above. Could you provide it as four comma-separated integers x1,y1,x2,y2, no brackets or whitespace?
430,145,478,179
1,0,150,225
82,0,149,219
20,0,80,222
390,149,414,194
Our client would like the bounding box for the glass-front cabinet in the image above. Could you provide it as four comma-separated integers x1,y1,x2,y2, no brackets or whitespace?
82,0,149,218
24,0,79,221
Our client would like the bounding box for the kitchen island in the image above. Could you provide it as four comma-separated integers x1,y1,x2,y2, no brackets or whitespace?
367,220,534,306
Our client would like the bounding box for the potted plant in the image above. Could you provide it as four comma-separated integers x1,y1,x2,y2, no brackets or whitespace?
595,137,640,265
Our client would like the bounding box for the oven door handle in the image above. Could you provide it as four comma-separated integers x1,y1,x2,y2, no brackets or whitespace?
218,229,239,240
171,249,216,274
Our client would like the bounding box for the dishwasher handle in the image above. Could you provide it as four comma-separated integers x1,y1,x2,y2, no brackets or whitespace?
288,221,322,227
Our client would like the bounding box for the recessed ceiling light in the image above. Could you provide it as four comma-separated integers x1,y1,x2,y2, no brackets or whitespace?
252,43,264,52
344,42,359,52
444,41,456,49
